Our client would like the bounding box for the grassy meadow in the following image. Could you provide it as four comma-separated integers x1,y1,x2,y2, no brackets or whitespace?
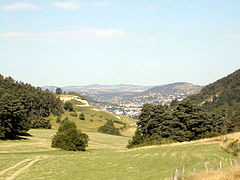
1,126,240,179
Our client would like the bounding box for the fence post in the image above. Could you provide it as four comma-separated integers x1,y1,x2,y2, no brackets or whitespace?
230,158,233,167
204,162,208,172
219,161,222,170
182,165,185,176
173,169,179,180
193,168,196,174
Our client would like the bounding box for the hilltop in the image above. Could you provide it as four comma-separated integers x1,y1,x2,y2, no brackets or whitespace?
51,93,137,135
42,82,202,104
143,82,202,96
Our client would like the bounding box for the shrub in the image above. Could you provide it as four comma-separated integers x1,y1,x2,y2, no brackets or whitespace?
98,120,120,136
64,102,73,111
221,138,240,156
79,113,85,120
127,133,175,148
51,121,88,151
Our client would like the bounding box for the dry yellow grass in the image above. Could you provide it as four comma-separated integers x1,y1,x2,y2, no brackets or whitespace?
121,132,240,152
185,165,240,180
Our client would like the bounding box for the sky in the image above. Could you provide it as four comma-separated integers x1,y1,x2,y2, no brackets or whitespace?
0,0,240,87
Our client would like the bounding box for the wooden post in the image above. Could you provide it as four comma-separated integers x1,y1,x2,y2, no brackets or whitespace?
220,161,222,170
204,162,208,172
173,169,179,180
230,158,233,167
182,165,185,176
193,168,196,174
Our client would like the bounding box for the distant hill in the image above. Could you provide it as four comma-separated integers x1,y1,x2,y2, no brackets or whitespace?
186,69,240,115
42,84,151,92
42,83,203,106
142,82,202,96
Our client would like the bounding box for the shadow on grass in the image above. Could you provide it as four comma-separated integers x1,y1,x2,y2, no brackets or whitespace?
0,132,32,141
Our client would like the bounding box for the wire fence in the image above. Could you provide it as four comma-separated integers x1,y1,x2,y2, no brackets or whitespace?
171,157,240,180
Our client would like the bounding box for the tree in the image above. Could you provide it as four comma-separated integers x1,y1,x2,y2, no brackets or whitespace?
64,102,73,111
56,88,62,95
79,113,85,120
51,121,88,151
0,94,30,139
98,120,120,136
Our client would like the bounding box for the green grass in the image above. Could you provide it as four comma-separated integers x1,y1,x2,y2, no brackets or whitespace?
0,128,239,180
49,106,137,134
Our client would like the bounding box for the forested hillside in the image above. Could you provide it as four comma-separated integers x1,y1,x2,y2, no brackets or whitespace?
186,69,240,126
0,74,63,139
128,69,240,148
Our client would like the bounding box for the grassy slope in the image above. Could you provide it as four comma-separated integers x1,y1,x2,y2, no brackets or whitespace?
0,128,239,180
49,100,137,136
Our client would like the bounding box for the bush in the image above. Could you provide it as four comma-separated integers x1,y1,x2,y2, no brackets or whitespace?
127,132,175,148
51,121,88,151
221,138,240,156
64,102,73,111
98,120,120,136
79,113,85,120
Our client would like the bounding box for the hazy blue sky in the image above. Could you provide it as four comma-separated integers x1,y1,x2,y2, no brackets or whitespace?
0,0,239,87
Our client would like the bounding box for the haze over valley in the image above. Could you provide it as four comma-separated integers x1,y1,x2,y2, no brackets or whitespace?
43,82,203,118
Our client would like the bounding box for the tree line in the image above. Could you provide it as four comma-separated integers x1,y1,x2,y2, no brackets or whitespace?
0,74,63,139
127,100,236,148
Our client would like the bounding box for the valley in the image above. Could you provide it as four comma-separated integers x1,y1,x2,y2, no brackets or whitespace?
43,82,202,118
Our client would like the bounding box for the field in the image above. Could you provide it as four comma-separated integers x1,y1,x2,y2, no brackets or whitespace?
1,127,239,180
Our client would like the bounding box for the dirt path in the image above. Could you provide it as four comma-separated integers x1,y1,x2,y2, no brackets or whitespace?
0,159,32,176
5,156,45,180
